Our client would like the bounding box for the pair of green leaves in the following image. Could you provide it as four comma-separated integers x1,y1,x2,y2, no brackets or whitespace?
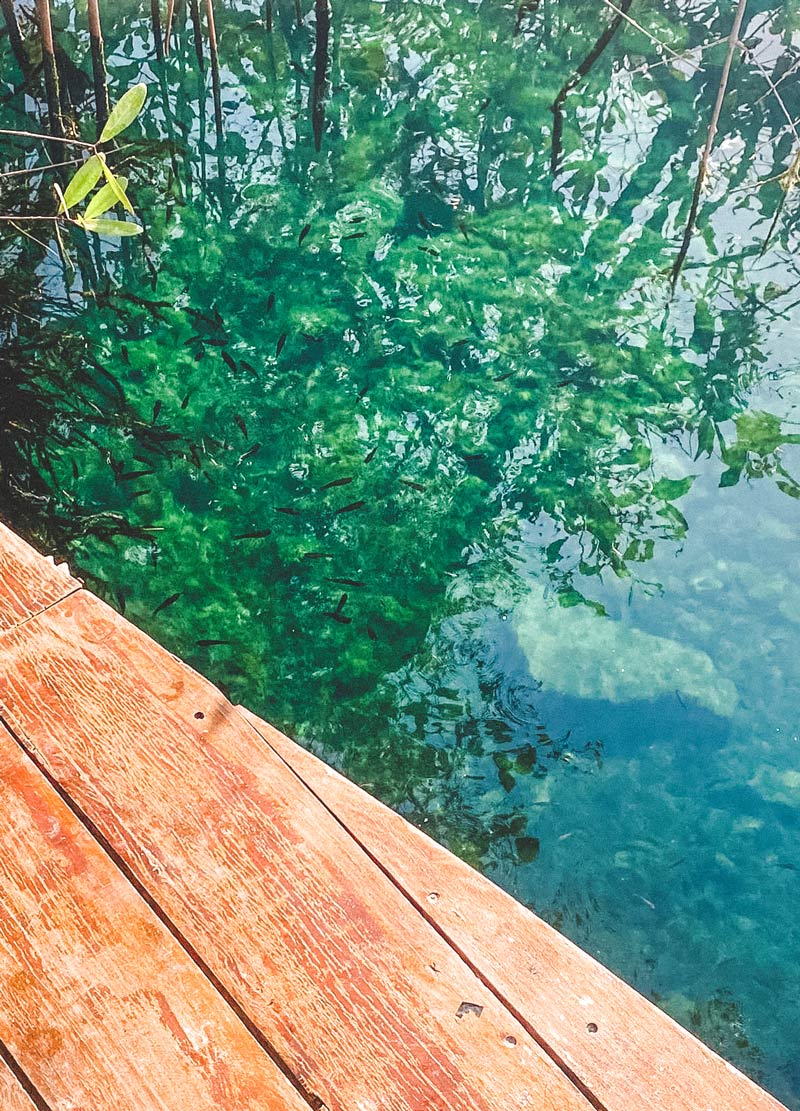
59,83,147,237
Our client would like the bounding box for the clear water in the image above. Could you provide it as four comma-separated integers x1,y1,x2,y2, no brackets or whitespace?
2,1,800,1102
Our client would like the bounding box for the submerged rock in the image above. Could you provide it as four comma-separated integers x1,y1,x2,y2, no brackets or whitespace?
514,588,739,718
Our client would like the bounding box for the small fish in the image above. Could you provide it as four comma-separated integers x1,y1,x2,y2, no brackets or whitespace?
133,454,151,464
240,360,257,375
233,528,272,540
153,591,182,615
349,215,366,223
71,459,79,479
418,245,440,257
323,611,352,625
334,593,348,614
400,479,425,492
342,232,367,240
303,552,333,560
266,292,275,313
152,400,162,423
276,332,288,356
213,308,224,326
334,500,365,514
276,506,301,516
298,223,311,245
556,378,571,387
129,489,151,499
417,211,432,231
205,337,229,347
364,446,377,464
463,453,485,461
326,577,364,588
181,389,194,410
119,469,155,482
494,370,515,382
367,625,377,641
357,385,369,400
189,444,202,469
478,97,491,112
120,345,130,365
115,590,126,615
238,442,262,464
222,350,238,374
234,414,248,438
320,476,353,490
194,349,205,361
196,639,233,647
183,335,200,346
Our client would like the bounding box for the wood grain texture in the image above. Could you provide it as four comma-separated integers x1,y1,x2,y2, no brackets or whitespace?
0,521,79,633
0,1056,41,1111
239,708,788,1111
0,589,594,1111
0,722,312,1111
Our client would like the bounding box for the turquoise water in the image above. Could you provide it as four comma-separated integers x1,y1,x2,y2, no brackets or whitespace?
2,1,800,1101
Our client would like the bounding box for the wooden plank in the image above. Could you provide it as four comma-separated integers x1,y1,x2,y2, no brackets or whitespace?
0,522,79,633
0,1055,41,1111
0,722,312,1111
239,708,788,1111
0,589,595,1111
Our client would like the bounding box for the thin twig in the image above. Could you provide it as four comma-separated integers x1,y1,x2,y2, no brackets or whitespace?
0,127,96,148
670,0,748,291
600,0,688,67
0,157,84,178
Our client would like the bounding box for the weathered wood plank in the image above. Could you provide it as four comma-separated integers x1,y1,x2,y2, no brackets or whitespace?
0,722,312,1111
0,521,79,632
239,708,787,1111
0,1055,41,1111
0,589,594,1111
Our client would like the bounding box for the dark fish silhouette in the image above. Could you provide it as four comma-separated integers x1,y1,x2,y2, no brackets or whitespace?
298,223,311,245
400,479,425,492
119,470,155,482
196,639,233,647
367,625,377,641
326,577,364,588
234,414,248,438
276,506,301,516
334,500,365,514
364,446,377,463
240,360,257,375
233,528,272,540
342,232,366,240
323,611,351,625
276,332,288,356
238,442,262,463
181,389,194,409
267,292,275,312
152,400,162,422
320,476,353,490
222,350,238,374
153,591,181,615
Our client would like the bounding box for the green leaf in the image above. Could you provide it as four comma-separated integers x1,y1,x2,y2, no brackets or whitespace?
98,157,135,215
84,176,129,221
82,217,143,237
60,155,103,211
99,82,147,143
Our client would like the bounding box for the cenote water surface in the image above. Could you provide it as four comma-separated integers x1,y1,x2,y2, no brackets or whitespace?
2,0,800,1102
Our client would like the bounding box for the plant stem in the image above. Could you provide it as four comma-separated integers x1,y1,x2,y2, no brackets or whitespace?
87,0,110,137
670,0,748,291
34,0,64,141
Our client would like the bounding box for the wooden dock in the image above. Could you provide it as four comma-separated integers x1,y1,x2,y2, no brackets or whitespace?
0,520,787,1111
